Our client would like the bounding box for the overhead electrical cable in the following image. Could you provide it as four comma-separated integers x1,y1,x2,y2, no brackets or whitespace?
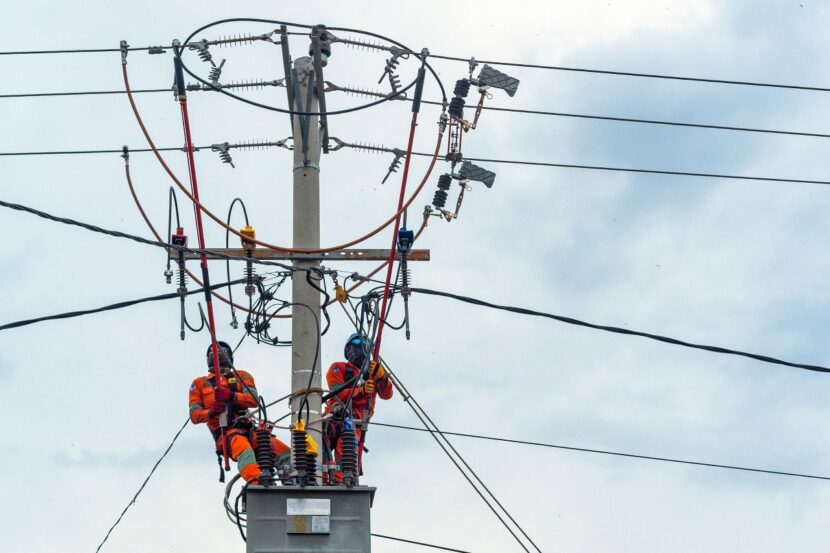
371,534,472,552
0,280,243,332
337,304,540,552
5,87,828,139
426,53,830,92
401,286,830,374
0,198,294,271
372,422,830,482
94,418,189,552
7,141,830,187
3,41,829,92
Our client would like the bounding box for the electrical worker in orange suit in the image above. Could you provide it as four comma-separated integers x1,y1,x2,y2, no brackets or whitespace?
189,341,291,483
324,333,393,480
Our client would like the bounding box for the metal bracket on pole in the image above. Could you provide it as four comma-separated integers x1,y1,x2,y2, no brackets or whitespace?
310,36,330,154
279,25,295,135
176,248,431,262
292,68,316,164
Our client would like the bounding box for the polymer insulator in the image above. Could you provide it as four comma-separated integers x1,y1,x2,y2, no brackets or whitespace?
448,97,465,119
437,174,452,190
340,427,358,487
216,33,260,48
292,428,316,486
432,189,448,209
339,35,387,52
453,78,471,98
254,428,276,486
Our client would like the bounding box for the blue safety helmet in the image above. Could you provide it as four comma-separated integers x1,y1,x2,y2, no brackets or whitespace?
207,340,234,370
344,332,368,367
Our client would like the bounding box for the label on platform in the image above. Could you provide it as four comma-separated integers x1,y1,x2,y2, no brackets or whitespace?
287,498,331,516
311,515,330,534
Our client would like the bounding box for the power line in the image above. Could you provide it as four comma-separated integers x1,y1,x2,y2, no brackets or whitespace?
0,46,156,55
372,422,830,482
429,53,830,93
337,302,540,552
410,152,830,186
2,41,829,92
95,417,189,552
4,87,828,140
419,100,830,139
371,533,472,552
4,143,830,187
0,198,296,272
0,279,243,332
403,286,830,374
0,88,170,98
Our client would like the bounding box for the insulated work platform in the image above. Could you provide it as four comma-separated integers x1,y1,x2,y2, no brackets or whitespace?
246,486,376,553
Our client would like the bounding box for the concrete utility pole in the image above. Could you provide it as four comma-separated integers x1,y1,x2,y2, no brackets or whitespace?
290,55,323,455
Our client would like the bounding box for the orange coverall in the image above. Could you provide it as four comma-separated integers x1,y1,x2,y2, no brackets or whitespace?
189,370,290,482
324,361,393,478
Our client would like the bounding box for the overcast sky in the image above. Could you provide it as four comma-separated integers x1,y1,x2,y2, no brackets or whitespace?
2,1,830,552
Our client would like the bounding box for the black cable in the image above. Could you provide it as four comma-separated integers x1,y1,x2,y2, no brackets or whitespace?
428,53,830,93
419,99,830,139
410,152,830,186
336,303,538,552
0,146,187,156
9,85,828,140
380,357,541,553
402,286,830,374
0,198,298,272
0,88,171,98
4,40,828,93
371,533,472,552
372,422,830,482
0,46,157,55
10,143,829,187
0,279,242,332
225,197,250,328
95,417,188,553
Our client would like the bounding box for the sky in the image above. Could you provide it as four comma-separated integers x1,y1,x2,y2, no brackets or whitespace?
1,1,830,552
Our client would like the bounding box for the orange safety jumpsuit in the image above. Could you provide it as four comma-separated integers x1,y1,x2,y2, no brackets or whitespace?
189,369,290,482
324,361,393,480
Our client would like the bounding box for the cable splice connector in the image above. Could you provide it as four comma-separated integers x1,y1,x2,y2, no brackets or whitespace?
148,46,166,55
119,40,129,65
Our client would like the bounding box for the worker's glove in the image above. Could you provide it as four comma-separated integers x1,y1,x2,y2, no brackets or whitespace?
208,401,226,417
372,362,386,379
329,402,345,417
362,380,376,395
306,433,319,457
215,386,235,403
